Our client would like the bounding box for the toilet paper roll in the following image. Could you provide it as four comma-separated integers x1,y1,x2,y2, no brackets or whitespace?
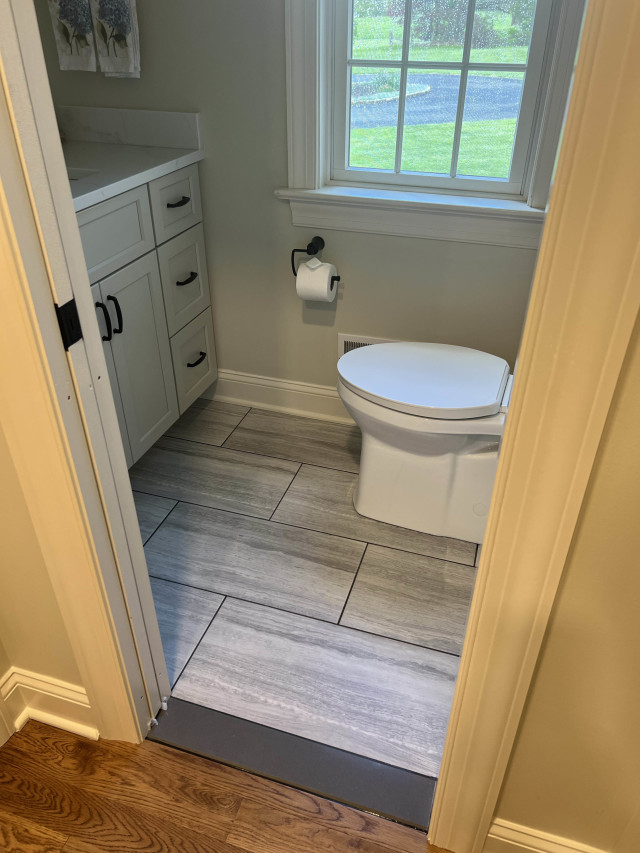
296,257,337,302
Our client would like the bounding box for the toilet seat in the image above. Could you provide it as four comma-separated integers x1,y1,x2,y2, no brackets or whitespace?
338,342,509,419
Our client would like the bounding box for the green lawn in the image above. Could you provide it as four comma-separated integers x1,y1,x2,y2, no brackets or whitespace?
350,118,517,178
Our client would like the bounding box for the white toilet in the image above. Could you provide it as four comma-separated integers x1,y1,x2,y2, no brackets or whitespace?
337,342,513,545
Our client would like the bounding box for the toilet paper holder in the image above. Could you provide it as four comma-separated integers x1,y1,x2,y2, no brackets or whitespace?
291,235,341,289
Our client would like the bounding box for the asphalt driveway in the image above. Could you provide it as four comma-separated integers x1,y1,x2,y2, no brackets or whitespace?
352,73,523,128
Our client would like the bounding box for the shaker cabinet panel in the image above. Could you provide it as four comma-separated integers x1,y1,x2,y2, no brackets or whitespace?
78,186,154,284
157,223,211,336
92,282,134,467
100,253,179,462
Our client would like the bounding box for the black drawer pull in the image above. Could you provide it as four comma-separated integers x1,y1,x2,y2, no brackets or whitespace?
95,301,112,342
187,351,206,368
167,195,190,209
176,271,198,286
107,295,123,334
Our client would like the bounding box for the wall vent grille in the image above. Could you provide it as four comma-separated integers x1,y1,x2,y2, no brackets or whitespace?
338,334,398,359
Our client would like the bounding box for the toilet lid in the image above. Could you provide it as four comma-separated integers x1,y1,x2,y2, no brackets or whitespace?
338,342,510,419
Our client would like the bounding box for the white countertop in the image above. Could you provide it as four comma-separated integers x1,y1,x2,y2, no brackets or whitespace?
64,141,204,212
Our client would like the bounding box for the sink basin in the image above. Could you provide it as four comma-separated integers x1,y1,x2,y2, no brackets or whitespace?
66,166,99,181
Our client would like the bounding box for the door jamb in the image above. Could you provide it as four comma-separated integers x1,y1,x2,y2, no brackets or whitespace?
0,0,170,739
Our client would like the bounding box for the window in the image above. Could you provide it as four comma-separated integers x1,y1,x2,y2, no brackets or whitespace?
279,0,584,246
334,0,551,196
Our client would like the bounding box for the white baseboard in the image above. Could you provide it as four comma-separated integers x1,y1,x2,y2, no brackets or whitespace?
202,368,354,424
484,819,607,853
0,666,99,741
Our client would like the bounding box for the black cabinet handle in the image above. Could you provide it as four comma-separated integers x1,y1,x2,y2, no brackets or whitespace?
176,271,198,286
187,351,206,368
107,295,123,334
95,301,112,342
167,195,190,209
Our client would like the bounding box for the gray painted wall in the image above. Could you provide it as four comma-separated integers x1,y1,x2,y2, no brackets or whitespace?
36,0,537,387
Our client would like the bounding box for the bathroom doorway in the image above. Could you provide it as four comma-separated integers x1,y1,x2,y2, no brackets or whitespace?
5,0,628,844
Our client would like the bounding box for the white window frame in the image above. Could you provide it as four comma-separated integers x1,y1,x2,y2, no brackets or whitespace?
332,0,552,196
277,0,584,247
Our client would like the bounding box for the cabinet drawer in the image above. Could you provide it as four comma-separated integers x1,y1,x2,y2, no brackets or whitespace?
157,223,210,336
148,164,202,244
170,308,217,414
77,186,154,284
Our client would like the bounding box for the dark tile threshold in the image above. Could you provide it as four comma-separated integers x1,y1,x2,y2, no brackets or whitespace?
148,697,435,830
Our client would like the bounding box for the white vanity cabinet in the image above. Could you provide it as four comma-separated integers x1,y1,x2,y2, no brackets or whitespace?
81,163,216,466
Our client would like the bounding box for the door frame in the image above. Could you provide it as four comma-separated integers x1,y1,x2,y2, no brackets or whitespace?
2,1,639,852
0,0,170,738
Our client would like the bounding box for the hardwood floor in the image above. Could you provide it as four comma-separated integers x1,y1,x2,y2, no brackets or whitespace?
0,721,441,853
173,598,458,776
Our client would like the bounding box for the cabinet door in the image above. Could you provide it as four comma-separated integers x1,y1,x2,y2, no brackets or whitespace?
91,282,133,467
100,253,179,463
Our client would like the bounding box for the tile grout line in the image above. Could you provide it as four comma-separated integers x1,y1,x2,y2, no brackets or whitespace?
141,499,181,546
134,486,477,569
163,431,360,476
171,596,228,692
337,544,368,625
147,575,464,659
219,406,254,447
268,462,303,521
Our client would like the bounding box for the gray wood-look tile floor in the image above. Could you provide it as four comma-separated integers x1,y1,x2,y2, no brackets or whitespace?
173,598,458,776
224,408,361,473
145,502,364,622
134,399,479,777
132,491,176,543
150,577,224,686
272,464,476,566
341,545,476,654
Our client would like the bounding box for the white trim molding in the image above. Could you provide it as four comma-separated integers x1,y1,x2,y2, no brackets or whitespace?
484,820,607,853
0,667,99,741
276,186,545,249
429,2,640,851
202,369,352,424
281,0,582,244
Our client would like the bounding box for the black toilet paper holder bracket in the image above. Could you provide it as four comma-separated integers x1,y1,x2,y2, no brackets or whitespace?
291,236,341,290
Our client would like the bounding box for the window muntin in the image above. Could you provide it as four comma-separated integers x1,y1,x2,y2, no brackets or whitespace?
333,0,552,196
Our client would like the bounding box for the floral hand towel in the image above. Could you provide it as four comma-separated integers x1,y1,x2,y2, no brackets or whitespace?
90,0,141,78
47,0,97,72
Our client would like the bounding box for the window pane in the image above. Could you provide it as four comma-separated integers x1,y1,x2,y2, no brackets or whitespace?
408,0,470,62
400,71,461,174
352,0,404,61
456,71,524,177
349,67,402,170
469,0,537,64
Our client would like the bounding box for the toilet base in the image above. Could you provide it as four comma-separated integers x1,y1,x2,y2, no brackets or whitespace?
353,432,500,545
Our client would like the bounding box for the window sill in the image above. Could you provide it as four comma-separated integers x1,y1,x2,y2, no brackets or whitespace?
275,186,545,249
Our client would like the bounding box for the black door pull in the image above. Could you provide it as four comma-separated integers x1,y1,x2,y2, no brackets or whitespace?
95,301,113,341
107,295,124,334
187,351,206,368
167,195,190,209
176,271,198,286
